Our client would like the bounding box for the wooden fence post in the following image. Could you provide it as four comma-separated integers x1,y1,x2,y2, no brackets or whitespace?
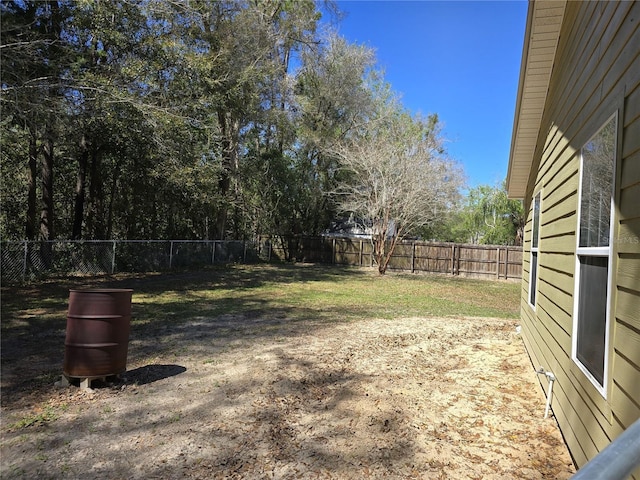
505,247,509,279
411,242,416,273
496,247,501,279
451,244,455,275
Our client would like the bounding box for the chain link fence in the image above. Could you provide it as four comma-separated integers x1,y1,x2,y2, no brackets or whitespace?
1,240,268,284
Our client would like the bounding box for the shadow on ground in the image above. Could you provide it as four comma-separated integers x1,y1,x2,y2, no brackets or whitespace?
0,264,368,408
121,364,187,385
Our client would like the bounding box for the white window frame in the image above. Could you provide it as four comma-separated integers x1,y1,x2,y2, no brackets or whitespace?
571,112,617,397
528,191,541,309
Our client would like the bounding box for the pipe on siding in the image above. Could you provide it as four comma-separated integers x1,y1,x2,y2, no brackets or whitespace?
536,367,556,419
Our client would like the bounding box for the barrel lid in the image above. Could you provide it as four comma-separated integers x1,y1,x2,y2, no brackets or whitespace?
69,288,133,293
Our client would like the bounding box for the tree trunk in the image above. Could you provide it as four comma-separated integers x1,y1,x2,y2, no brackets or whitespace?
88,146,105,238
215,110,240,240
372,217,388,274
373,217,403,275
25,126,38,240
40,136,54,241
215,177,230,241
39,135,54,268
71,135,89,240
375,240,387,274
106,166,119,240
379,234,401,275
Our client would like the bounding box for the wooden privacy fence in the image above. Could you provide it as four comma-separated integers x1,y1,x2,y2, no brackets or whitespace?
268,237,523,280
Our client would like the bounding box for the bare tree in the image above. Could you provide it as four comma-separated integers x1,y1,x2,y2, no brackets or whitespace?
331,102,464,274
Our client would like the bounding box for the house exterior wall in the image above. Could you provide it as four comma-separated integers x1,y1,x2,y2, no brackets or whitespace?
518,0,640,472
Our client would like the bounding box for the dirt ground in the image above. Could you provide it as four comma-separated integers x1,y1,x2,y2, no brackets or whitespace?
1,312,576,479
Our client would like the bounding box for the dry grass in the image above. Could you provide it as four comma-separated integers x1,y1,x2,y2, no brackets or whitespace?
0,265,575,479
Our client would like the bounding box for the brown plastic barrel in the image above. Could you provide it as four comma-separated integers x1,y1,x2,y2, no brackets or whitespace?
63,289,132,378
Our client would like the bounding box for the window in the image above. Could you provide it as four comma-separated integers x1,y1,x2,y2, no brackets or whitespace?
529,192,541,308
573,113,617,394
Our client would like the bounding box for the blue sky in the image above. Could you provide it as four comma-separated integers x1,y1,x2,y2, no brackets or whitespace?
329,0,528,189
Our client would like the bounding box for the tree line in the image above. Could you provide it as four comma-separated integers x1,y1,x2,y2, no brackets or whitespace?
1,0,522,256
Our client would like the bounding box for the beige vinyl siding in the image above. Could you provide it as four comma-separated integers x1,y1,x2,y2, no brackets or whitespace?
617,217,640,254
612,69,640,454
613,351,640,426
518,1,640,473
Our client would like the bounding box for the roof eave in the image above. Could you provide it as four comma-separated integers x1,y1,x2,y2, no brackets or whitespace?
507,0,566,200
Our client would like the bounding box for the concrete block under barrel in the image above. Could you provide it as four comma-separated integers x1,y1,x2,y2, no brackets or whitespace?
63,288,132,379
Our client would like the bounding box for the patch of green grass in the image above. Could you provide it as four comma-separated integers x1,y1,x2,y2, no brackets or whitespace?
1,265,520,348
10,406,59,430
168,412,182,423
128,265,520,326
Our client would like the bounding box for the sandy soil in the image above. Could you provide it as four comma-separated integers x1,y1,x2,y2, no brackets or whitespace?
1,314,575,479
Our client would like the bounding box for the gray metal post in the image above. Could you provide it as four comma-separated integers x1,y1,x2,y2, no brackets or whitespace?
169,240,174,269
370,241,373,267
570,418,640,480
111,240,116,274
332,238,336,264
22,241,28,281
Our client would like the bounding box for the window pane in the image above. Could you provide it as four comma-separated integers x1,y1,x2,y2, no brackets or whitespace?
576,256,608,385
529,252,538,305
579,117,616,248
532,193,541,249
